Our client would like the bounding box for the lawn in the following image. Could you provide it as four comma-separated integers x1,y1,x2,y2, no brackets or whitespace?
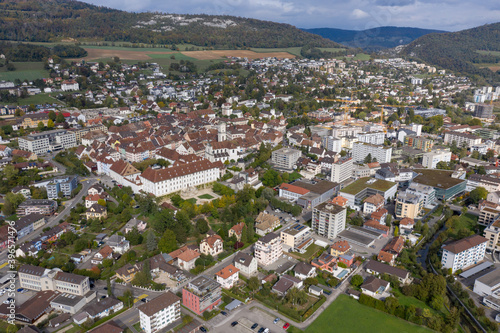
133,322,142,332
305,295,433,333
14,93,63,106
292,244,322,261
392,289,442,315
455,213,478,231
198,194,214,199
0,62,50,81
251,47,303,56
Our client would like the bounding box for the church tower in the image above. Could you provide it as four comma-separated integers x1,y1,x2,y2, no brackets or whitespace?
218,122,227,142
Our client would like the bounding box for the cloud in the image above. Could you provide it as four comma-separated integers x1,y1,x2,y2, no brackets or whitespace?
351,9,370,19
79,0,499,31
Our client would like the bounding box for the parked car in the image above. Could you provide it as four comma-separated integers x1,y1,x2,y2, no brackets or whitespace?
251,323,259,330
258,328,265,333
283,323,290,330
221,311,228,316
200,327,207,333
231,321,239,327
16,288,23,292
274,318,280,324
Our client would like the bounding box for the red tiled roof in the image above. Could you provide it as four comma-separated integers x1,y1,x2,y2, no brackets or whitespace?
278,183,310,195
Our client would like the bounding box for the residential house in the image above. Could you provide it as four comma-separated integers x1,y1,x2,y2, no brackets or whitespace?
182,275,222,315
91,245,113,265
361,276,390,298
233,253,258,277
255,212,280,236
311,252,337,273
85,204,107,220
200,235,223,256
115,263,139,283
124,218,147,233
228,222,246,241
215,264,240,289
293,262,317,280
365,260,411,284
272,275,303,296
106,235,130,254
330,240,351,257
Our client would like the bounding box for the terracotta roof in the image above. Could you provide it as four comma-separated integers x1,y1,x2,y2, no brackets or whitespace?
331,196,348,207
364,220,390,232
443,235,488,254
278,183,310,195
364,193,384,206
400,217,415,226
331,240,350,252
371,208,388,220
98,245,113,258
89,321,123,333
202,235,223,249
230,222,246,236
377,250,395,263
215,264,240,279
176,249,200,262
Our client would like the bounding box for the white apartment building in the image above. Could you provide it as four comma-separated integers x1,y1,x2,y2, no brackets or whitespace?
18,136,49,154
356,132,385,145
18,130,77,154
19,265,90,296
138,291,181,333
422,151,452,169
280,224,313,252
272,148,301,170
140,160,220,197
441,235,488,273
352,142,392,163
444,131,482,147
406,182,436,207
322,136,342,153
484,219,500,252
255,232,283,266
331,157,353,183
312,201,347,240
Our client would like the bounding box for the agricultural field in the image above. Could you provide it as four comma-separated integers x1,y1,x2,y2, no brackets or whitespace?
474,50,500,72
305,295,433,333
0,62,50,81
14,93,63,107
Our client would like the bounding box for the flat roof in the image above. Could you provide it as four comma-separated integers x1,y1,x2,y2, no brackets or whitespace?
459,261,493,278
412,169,466,189
351,226,383,237
340,177,396,195
475,268,500,287
294,180,338,195
338,230,375,247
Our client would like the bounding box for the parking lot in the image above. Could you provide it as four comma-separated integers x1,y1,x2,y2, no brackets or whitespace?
215,306,290,333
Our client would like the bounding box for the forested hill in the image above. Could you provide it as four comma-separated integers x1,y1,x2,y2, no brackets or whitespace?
0,0,343,49
302,26,445,51
400,23,500,83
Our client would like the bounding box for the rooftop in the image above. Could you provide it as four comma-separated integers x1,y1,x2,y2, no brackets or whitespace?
138,291,180,317
340,177,396,195
412,169,466,189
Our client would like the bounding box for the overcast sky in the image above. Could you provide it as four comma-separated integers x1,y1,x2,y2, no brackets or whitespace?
80,0,499,31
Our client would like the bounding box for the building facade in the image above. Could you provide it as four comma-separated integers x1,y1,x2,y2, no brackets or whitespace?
182,276,222,315
138,292,181,333
255,232,283,266
441,235,488,273
352,142,392,164
271,148,301,170
312,202,347,240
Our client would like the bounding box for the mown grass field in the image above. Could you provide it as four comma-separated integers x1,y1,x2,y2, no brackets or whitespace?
14,93,62,106
0,62,50,81
305,295,433,333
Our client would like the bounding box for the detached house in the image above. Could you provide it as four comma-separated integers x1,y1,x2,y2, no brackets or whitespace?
86,204,107,220
293,262,317,280
228,222,246,241
106,235,130,254
215,264,240,289
115,263,139,283
91,245,113,265
233,252,258,277
200,235,223,256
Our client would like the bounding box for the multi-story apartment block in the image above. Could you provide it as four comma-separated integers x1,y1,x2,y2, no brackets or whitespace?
18,113,50,129
280,224,313,253
443,131,482,147
16,199,58,216
271,148,301,170
473,104,494,118
406,182,436,207
255,232,283,266
356,132,385,145
395,191,423,219
46,176,78,199
18,129,77,154
322,136,342,153
422,151,452,169
19,264,90,296
312,201,347,240
140,161,220,197
441,235,488,273
69,124,108,143
331,157,353,183
14,214,46,239
404,135,434,152
479,207,500,227
182,275,222,315
138,292,181,333
352,142,392,163
484,219,500,252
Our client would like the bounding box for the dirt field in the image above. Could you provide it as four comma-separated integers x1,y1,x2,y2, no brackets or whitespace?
488,65,500,72
82,47,295,61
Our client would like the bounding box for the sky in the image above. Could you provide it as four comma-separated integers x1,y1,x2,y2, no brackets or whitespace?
79,0,499,31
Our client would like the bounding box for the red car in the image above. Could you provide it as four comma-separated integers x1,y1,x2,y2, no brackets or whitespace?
283,323,290,330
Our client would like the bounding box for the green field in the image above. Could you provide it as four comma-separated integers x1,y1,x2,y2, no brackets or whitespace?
0,62,50,81
198,194,214,199
476,50,500,56
305,295,433,333
148,52,198,61
14,93,63,106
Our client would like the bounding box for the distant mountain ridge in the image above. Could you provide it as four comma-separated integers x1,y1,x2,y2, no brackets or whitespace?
400,22,500,83
0,0,343,50
302,26,446,51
